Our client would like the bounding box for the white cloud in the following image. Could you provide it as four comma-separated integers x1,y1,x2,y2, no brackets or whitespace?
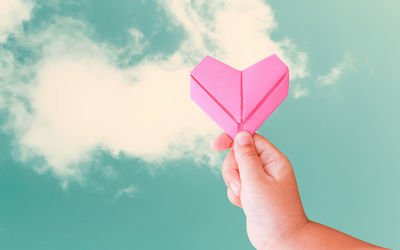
3,18,220,181
293,84,309,99
118,28,148,65
159,0,309,78
1,0,309,183
114,185,136,200
0,0,34,43
316,54,353,86
0,49,14,108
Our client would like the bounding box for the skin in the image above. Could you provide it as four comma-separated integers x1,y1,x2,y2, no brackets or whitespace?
211,131,386,250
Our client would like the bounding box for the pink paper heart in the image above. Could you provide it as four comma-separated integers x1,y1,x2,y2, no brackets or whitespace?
190,54,289,139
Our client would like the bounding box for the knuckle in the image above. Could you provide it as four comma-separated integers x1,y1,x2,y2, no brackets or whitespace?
221,171,230,184
279,154,291,165
221,163,229,174
238,148,257,159
222,168,235,184
222,163,233,177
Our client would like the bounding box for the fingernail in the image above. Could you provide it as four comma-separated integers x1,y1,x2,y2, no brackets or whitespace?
229,181,240,196
236,132,252,146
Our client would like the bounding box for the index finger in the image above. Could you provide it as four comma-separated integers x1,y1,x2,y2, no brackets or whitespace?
210,133,233,151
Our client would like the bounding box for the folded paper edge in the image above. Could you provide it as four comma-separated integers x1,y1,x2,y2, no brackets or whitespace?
243,69,289,123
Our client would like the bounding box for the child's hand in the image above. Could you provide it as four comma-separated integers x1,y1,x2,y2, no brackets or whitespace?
212,131,308,249
211,131,385,249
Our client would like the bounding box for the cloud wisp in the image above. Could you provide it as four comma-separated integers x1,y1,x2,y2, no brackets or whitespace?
113,185,137,201
293,84,310,99
317,54,353,86
1,0,310,184
0,0,33,43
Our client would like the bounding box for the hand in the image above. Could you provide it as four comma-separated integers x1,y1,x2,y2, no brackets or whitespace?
211,131,384,249
212,131,308,249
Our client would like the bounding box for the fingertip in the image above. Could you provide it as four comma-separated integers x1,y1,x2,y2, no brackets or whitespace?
234,131,253,147
232,132,269,185
211,133,233,151
209,140,216,150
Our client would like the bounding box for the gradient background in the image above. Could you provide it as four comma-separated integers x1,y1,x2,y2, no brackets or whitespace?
0,0,399,249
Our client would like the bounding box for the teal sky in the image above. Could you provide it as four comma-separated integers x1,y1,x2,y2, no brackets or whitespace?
1,0,399,249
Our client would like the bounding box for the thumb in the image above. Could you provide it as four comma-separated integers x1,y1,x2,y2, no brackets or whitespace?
233,131,267,187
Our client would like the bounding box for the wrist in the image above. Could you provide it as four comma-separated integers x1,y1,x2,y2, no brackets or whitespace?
261,214,311,250
267,221,385,249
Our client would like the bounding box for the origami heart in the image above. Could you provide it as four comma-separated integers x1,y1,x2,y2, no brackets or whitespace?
190,54,289,139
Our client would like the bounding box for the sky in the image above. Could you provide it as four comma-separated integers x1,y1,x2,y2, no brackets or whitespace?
0,0,399,249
